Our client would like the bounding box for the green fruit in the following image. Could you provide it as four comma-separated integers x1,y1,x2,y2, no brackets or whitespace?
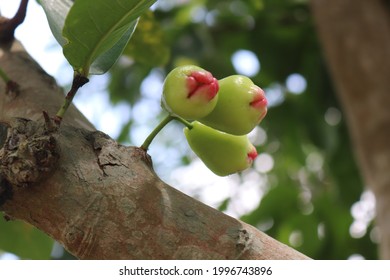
162,65,219,120
200,75,267,135
184,121,257,176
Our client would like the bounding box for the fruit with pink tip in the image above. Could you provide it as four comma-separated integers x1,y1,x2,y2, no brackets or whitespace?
184,121,257,176
162,65,219,119
200,75,267,135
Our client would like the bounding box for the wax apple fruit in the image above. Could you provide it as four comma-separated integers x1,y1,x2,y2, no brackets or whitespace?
184,121,257,176
200,75,267,135
162,65,219,120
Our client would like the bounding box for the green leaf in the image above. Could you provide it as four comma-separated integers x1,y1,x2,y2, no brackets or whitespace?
62,0,157,76
40,0,73,46
0,218,54,259
87,21,138,75
217,198,230,212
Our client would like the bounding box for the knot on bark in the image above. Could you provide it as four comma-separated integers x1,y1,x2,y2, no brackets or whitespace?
0,118,60,188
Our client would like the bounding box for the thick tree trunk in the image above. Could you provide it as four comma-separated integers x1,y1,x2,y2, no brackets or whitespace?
0,41,309,259
310,0,390,259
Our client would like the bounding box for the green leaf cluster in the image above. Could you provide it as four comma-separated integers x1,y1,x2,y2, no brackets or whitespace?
0,218,53,259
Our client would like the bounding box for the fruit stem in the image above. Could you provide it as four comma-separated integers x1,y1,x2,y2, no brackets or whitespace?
172,116,193,130
140,114,193,151
140,115,174,151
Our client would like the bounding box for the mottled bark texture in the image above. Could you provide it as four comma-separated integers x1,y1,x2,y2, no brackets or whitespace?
311,0,390,259
0,41,309,259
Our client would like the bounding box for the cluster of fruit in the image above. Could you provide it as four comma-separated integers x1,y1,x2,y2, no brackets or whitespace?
160,65,267,176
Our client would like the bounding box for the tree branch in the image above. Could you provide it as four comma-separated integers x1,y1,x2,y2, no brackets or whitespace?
0,0,29,44
0,40,309,259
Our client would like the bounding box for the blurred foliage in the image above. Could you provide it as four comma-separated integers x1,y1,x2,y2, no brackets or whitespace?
0,217,53,259
1,0,378,259
124,11,170,67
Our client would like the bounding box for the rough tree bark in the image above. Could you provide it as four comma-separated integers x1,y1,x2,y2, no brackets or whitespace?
0,40,309,259
310,0,390,259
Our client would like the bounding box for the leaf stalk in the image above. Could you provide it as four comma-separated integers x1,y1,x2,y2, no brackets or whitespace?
55,73,89,124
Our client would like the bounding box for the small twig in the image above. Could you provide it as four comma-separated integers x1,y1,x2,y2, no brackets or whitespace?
42,111,58,133
54,74,89,126
0,0,29,43
10,0,29,27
